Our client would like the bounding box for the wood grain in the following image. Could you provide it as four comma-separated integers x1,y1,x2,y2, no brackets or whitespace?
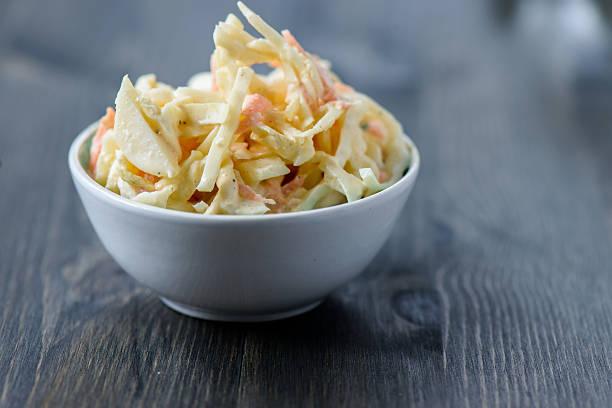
1,0,612,406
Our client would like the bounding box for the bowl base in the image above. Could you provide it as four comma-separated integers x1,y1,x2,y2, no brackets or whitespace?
160,297,323,322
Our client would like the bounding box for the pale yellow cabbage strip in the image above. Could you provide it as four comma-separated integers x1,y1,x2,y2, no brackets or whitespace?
206,158,270,215
118,178,174,208
359,168,387,195
235,156,289,185
318,154,364,202
183,103,228,125
114,76,180,177
335,101,367,166
156,150,206,202
197,66,254,192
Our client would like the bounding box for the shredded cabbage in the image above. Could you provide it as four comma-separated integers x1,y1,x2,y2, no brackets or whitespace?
89,2,412,214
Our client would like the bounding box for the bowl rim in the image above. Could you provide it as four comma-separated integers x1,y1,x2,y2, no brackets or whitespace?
68,120,420,223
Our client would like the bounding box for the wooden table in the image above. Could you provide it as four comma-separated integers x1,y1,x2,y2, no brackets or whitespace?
1,0,611,406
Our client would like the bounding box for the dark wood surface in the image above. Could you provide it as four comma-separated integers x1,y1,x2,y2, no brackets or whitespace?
1,0,612,406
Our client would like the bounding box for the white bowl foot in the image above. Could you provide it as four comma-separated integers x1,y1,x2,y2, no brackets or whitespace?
160,297,323,322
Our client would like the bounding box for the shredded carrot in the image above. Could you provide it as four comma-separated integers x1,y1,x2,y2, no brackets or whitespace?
282,30,305,54
242,94,273,115
281,175,305,195
143,173,160,184
316,63,338,105
281,30,338,108
333,100,351,110
236,93,273,134
261,177,283,203
365,119,386,140
378,170,389,183
238,182,274,204
230,142,249,152
229,142,252,160
248,142,270,155
133,167,160,185
90,107,115,174
334,82,354,93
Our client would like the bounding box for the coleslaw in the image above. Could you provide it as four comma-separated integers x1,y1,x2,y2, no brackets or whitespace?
89,2,412,214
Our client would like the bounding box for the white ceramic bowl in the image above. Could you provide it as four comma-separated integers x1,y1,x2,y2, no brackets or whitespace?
68,122,420,321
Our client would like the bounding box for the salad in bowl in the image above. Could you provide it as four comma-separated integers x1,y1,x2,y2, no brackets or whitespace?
69,2,419,321
87,1,412,215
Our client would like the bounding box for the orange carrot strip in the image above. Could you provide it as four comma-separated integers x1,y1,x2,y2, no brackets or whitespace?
282,30,305,54
236,94,273,134
334,82,354,93
242,94,273,115
133,167,159,185
378,170,389,183
281,175,305,195
230,142,249,153
143,173,160,184
90,107,115,173
365,119,386,140
238,182,274,204
316,63,339,105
